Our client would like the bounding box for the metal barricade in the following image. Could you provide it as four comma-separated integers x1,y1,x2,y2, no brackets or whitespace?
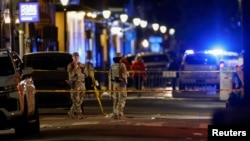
94,69,236,99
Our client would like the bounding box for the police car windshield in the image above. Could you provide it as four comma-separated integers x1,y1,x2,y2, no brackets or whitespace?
0,56,15,76
185,54,217,65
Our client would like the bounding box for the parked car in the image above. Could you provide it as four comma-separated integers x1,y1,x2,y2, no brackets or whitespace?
126,52,170,70
22,51,73,108
179,50,220,90
0,48,40,135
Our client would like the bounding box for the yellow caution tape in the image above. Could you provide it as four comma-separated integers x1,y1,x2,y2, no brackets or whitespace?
35,89,238,93
91,76,108,116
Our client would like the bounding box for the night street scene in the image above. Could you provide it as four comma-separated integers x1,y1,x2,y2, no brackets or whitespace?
0,0,250,141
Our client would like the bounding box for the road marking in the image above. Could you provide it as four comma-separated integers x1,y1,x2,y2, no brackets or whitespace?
134,122,165,127
71,121,99,125
192,132,203,136
40,117,66,120
198,123,208,128
40,124,53,128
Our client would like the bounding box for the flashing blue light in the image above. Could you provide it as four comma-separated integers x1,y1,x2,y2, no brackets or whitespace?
185,50,194,54
237,21,241,27
205,49,224,55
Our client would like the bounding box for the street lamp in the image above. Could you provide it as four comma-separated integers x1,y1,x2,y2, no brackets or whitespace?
160,25,167,34
169,28,175,35
133,17,141,26
152,23,159,31
140,20,148,28
102,10,111,19
60,0,69,51
120,14,128,23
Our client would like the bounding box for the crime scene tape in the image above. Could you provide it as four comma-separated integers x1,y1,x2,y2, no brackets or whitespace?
91,75,107,116
35,88,238,93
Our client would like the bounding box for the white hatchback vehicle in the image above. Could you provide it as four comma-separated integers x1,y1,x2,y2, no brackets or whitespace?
179,51,220,90
0,48,40,135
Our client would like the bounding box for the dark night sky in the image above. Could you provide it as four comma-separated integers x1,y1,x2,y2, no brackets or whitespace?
132,0,241,51
82,0,241,51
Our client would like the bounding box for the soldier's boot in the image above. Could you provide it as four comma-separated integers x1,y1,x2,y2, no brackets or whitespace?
119,113,126,120
68,111,75,119
77,112,84,119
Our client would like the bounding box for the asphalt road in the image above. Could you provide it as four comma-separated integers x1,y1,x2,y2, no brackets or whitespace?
0,98,225,141
0,114,209,141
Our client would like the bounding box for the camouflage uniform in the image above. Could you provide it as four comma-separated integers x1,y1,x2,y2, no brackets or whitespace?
67,60,88,119
110,58,128,119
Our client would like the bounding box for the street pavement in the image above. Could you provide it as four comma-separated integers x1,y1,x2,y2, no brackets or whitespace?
38,95,212,140
39,113,209,140
0,94,212,140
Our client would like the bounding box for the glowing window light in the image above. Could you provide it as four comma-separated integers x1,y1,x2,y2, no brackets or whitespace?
68,11,85,63
15,17,20,24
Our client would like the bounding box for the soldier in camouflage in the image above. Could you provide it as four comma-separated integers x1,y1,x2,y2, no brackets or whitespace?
109,53,128,120
67,52,88,119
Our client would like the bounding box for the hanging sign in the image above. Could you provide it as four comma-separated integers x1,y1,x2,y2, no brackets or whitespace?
19,2,40,23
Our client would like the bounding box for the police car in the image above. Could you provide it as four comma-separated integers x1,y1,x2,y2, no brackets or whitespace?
178,50,220,90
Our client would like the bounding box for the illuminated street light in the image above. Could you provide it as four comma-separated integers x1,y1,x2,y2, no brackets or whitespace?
169,28,175,35
152,23,159,31
60,0,69,51
60,0,69,6
141,39,149,48
120,13,128,23
140,20,147,28
102,10,111,19
160,25,167,34
133,17,141,26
